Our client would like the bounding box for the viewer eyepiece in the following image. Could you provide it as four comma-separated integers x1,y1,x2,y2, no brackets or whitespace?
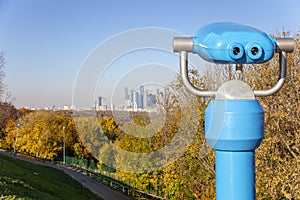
233,47,241,55
251,47,259,56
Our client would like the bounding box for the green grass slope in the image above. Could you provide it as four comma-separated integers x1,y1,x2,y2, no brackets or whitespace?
0,153,101,200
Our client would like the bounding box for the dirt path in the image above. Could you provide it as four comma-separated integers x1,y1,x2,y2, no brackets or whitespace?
0,150,132,200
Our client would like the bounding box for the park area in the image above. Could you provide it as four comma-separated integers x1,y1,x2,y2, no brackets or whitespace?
0,152,101,200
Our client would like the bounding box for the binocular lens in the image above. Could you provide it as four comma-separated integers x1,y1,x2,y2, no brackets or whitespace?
233,47,241,55
251,47,259,55
229,44,244,60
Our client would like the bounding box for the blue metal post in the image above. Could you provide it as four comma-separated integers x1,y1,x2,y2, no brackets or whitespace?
216,151,255,200
205,100,264,200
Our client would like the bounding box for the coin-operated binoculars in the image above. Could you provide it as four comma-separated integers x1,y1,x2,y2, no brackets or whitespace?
173,22,294,200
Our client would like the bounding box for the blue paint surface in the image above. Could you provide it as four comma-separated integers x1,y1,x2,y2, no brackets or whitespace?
216,151,256,200
192,22,275,64
205,100,264,151
205,100,264,200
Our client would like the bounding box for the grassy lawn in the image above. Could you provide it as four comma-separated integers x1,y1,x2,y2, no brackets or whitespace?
0,153,102,200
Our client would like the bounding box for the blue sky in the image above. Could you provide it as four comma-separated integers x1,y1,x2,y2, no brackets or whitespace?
0,0,299,108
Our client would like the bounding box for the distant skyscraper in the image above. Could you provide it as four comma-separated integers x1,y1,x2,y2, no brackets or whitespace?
135,91,140,108
139,85,144,109
124,87,129,100
130,90,134,103
96,96,107,110
146,90,157,108
149,94,157,108
98,96,103,106
145,89,149,107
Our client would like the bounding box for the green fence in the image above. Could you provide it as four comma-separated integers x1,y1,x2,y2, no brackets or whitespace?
64,156,168,199
65,156,115,173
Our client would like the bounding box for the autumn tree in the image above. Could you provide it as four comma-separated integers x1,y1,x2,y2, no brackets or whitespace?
98,116,121,142
0,53,20,146
4,111,87,160
241,32,300,199
0,103,20,148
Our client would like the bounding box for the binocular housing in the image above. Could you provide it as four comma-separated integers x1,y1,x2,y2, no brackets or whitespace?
174,22,294,64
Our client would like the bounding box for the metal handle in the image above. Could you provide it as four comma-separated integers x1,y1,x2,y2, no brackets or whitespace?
254,38,294,96
174,37,217,97
179,51,217,97
173,37,294,97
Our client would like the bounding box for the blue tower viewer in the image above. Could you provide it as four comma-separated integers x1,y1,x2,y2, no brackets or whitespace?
173,22,294,200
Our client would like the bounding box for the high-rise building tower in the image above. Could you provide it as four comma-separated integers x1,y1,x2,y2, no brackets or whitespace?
98,96,103,106
139,85,144,109
146,89,157,108
96,96,107,110
135,91,140,108
145,89,149,107
124,87,130,100
130,90,134,103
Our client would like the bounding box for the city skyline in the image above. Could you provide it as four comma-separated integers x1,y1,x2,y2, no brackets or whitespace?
123,85,158,110
94,85,160,112
17,85,160,111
